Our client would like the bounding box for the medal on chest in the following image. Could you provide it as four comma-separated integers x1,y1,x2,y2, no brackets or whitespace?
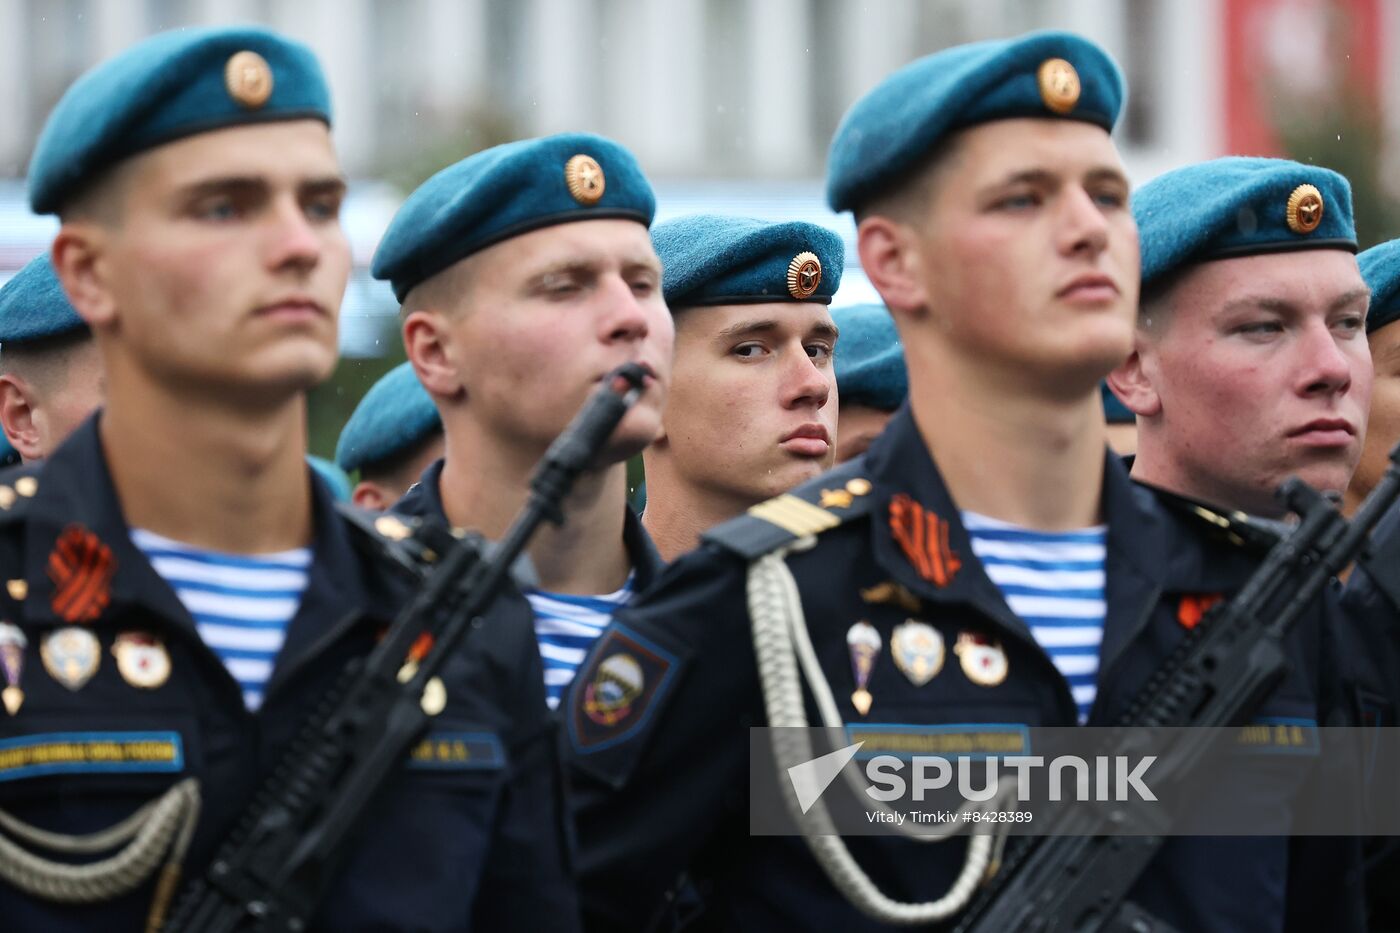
846,621,882,716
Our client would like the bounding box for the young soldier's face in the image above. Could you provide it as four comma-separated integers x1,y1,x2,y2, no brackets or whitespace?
95,121,349,399
913,118,1138,390
1137,250,1372,512
659,302,838,503
443,219,673,461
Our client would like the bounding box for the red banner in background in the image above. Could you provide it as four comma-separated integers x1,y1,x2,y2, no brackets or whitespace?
1223,0,1381,156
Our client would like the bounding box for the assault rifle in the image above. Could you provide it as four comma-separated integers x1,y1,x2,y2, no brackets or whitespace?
162,363,650,933
952,444,1400,933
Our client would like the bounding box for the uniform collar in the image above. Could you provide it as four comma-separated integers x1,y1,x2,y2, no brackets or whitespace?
395,457,664,590
21,413,405,685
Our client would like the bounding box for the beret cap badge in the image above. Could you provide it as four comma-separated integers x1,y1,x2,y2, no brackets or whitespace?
225,50,274,109
1285,183,1325,235
565,154,606,205
1037,57,1081,114
786,251,823,300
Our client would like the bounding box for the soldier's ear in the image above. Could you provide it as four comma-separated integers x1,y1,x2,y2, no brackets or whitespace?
402,310,465,404
0,375,43,462
1106,344,1161,418
857,216,927,319
51,223,118,328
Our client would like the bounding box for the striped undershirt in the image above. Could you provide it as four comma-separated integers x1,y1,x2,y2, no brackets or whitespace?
527,574,635,710
961,511,1107,723
132,528,310,711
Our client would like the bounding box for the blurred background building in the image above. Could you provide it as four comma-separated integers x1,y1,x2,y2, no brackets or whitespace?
0,0,1396,454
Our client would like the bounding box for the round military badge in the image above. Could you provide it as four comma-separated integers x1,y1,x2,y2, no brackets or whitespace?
40,626,100,691
1286,183,1324,235
786,252,822,300
1037,57,1081,114
421,676,447,716
7,579,26,601
111,631,171,690
584,652,644,726
891,620,944,687
565,154,606,205
225,50,274,109
954,631,1008,687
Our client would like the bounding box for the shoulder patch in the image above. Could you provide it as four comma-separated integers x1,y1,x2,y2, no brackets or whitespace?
702,456,874,560
568,623,681,756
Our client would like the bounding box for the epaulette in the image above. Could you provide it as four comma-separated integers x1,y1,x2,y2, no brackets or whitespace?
335,503,460,580
0,462,45,527
701,456,875,560
1144,483,1288,555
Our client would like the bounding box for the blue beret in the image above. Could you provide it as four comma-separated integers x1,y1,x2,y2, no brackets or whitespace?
335,362,442,474
1359,239,1400,335
307,455,352,503
827,31,1124,213
0,255,87,344
29,25,331,215
830,303,907,411
1136,157,1356,292
373,133,656,302
653,215,844,308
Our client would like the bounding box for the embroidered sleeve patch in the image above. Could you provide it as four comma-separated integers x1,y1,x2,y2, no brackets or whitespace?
1234,717,1320,755
0,731,184,781
569,624,679,754
406,731,505,771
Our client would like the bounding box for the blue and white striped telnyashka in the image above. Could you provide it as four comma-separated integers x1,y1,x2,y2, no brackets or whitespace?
132,528,310,711
527,574,635,710
961,512,1107,723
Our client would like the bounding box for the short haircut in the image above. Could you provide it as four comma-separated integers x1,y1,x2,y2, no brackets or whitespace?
0,328,96,398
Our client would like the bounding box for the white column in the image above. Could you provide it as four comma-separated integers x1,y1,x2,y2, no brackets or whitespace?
745,0,813,174
275,0,376,176
421,0,488,116
0,0,29,176
617,0,703,175
526,0,598,135
190,0,246,26
91,0,148,61
838,0,919,107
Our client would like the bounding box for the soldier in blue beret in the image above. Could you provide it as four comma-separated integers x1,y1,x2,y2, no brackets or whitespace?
829,302,906,462
567,31,1362,932
377,133,671,714
334,361,444,510
3,25,576,932
640,214,842,561
0,254,103,461
1345,238,1400,512
1107,157,1370,517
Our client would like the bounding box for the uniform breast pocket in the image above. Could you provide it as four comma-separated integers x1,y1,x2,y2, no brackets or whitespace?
317,723,509,932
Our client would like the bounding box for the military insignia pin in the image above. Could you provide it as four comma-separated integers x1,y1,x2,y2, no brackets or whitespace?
891,620,944,687
860,580,922,614
1286,184,1324,235
565,154,606,205
48,524,115,624
584,652,645,726
888,494,962,588
786,252,822,300
0,622,26,714
846,621,882,716
225,50,274,109
112,631,171,690
1037,57,1080,114
954,631,1008,687
40,626,100,691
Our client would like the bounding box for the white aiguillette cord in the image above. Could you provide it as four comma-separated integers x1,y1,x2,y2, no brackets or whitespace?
0,776,200,931
748,538,1016,926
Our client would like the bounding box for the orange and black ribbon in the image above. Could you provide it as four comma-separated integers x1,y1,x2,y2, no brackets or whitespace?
48,524,115,624
889,494,962,588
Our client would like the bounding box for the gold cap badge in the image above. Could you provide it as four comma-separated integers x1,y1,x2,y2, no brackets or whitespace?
225,50,274,109
1286,184,1324,235
1037,58,1081,114
565,154,606,205
787,252,822,300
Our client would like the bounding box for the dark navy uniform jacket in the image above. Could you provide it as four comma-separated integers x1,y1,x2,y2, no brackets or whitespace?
0,416,579,932
565,405,1362,933
394,458,666,604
